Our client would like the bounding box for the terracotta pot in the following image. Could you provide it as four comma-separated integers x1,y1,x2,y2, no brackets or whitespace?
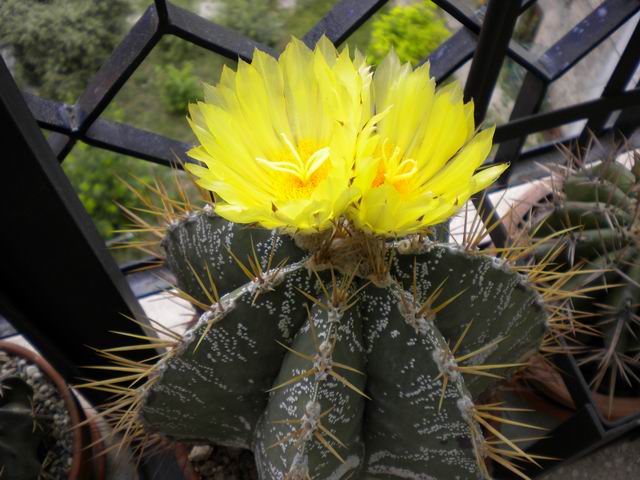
519,354,640,422
500,179,553,238
0,340,106,479
500,379,575,422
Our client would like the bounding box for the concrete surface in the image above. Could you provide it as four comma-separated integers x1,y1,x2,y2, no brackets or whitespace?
541,430,640,479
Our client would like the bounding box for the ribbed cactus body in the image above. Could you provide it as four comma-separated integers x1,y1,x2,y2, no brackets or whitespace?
140,212,548,479
161,206,306,307
142,263,312,447
255,296,367,479
531,158,640,397
393,247,546,399
358,285,479,479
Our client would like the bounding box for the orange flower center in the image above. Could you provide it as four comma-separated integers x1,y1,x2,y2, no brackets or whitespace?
257,135,331,200
371,139,417,195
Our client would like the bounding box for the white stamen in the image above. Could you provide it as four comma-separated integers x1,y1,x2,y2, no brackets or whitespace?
280,132,304,168
305,147,331,178
255,157,304,178
256,136,331,183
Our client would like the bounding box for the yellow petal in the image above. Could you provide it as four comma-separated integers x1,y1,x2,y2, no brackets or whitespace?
186,37,369,232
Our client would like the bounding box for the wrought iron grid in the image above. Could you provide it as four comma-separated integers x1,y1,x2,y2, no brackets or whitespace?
19,0,640,247
22,2,640,156
1,1,640,477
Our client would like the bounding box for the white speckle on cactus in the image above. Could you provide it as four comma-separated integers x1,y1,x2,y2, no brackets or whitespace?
182,331,194,344
238,416,251,431
286,453,309,480
327,307,343,324
367,451,439,479
166,218,182,231
326,455,361,480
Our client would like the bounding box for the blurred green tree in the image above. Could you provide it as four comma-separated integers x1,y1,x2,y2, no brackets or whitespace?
367,1,450,66
216,0,283,47
157,62,202,115
0,0,130,101
63,143,152,240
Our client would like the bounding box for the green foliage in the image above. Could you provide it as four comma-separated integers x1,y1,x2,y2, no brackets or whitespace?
0,0,130,101
154,35,202,66
63,146,140,239
157,62,202,115
216,0,284,47
63,140,152,240
100,34,233,143
367,1,450,66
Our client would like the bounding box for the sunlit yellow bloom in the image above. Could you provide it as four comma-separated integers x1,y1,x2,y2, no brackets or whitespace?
186,37,373,232
349,52,507,236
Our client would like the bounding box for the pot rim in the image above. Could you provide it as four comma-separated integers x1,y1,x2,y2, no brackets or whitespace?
0,340,86,479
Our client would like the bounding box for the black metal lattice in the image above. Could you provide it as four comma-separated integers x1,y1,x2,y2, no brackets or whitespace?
18,0,640,246
21,2,640,176
1,1,640,478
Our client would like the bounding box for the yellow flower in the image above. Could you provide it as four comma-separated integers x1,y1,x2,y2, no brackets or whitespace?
185,37,373,232
349,52,508,236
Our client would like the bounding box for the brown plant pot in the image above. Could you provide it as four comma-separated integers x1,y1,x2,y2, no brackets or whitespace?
501,179,553,238
520,354,640,422
0,340,106,480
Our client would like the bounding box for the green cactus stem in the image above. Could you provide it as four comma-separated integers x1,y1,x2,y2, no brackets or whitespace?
529,153,640,412
104,207,550,479
162,206,306,308
0,377,46,480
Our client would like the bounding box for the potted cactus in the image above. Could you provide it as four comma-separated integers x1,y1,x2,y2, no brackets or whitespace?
0,340,106,479
86,38,581,480
522,149,640,420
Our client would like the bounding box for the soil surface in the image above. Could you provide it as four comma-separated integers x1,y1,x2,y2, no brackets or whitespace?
541,429,640,479
188,444,258,480
185,433,640,480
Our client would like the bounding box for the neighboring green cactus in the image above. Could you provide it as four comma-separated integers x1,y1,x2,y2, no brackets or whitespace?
529,154,640,411
116,205,550,480
0,377,47,480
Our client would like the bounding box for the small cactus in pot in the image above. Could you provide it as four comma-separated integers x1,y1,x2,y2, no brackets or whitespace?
0,340,102,480
87,38,578,479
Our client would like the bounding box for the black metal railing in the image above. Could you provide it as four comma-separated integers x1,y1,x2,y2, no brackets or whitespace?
1,1,640,478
